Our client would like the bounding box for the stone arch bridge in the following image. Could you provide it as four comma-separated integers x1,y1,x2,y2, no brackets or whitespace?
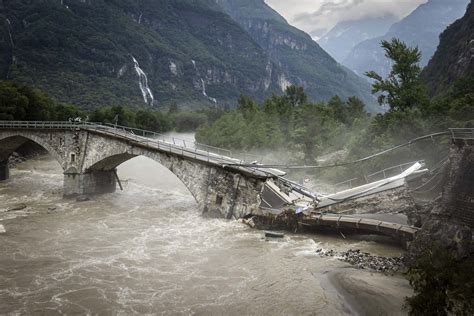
3,121,469,242
0,121,280,219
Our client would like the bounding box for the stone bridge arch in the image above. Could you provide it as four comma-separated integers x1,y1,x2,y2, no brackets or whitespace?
0,128,266,218
70,131,265,218
0,131,67,179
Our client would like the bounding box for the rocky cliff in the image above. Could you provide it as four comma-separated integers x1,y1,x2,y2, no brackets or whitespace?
422,1,473,96
208,0,378,110
409,138,474,258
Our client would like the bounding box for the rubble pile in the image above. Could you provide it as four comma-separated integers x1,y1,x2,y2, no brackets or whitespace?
316,248,405,272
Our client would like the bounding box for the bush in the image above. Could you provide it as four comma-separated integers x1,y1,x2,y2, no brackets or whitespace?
405,247,474,315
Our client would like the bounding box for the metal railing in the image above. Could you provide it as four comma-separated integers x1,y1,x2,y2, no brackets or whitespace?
365,160,425,183
334,160,425,190
334,177,359,190
102,123,233,158
103,125,281,165
0,120,101,129
0,120,265,169
449,128,474,140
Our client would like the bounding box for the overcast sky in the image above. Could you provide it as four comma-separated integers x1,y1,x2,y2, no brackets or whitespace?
264,0,427,38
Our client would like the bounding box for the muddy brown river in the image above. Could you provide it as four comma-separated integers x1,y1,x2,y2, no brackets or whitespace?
0,154,412,315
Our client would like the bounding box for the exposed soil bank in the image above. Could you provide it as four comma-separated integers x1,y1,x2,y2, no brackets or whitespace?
325,269,413,316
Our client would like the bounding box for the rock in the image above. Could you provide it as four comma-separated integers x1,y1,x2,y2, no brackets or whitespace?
408,219,472,260
409,141,474,260
0,224,5,233
316,248,405,273
7,203,27,211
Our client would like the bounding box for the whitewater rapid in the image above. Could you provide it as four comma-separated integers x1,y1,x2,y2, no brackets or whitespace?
0,154,411,314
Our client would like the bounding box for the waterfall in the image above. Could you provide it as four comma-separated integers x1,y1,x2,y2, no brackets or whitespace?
5,19,13,47
191,60,217,104
200,79,217,103
132,56,154,105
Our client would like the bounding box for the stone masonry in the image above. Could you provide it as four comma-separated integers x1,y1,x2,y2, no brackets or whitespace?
0,128,267,219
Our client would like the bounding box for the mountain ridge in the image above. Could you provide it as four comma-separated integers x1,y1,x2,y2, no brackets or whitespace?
0,0,377,111
422,0,473,96
344,0,470,79
215,0,377,110
318,14,399,63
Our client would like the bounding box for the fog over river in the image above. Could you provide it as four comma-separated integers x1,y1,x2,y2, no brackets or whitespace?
0,146,412,314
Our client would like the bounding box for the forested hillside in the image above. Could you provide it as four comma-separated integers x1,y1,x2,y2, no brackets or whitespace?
216,0,377,111
0,0,375,110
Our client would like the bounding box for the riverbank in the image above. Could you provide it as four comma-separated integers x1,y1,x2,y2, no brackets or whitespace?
324,268,413,316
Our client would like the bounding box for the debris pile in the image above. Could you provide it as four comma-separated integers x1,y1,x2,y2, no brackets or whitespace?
316,248,405,272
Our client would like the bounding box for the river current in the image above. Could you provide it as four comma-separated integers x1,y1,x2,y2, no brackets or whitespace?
0,154,410,315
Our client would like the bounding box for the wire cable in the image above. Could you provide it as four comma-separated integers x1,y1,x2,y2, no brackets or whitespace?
226,131,450,170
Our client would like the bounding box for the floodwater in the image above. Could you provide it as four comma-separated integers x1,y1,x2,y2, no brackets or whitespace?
0,154,411,315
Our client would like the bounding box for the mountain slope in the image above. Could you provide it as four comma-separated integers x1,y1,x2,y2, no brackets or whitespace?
214,0,378,110
0,0,377,110
318,15,399,63
1,0,283,109
422,1,473,96
344,0,470,79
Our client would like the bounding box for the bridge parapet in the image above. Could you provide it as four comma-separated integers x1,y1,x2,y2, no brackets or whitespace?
0,121,274,219
449,128,474,141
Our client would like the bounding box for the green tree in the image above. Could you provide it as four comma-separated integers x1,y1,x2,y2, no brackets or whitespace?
168,102,178,114
0,81,29,120
135,110,160,131
328,96,346,123
53,103,83,121
285,85,307,108
292,103,337,163
237,95,259,120
366,38,428,111
345,96,369,127
171,112,207,132
195,111,247,149
0,80,61,121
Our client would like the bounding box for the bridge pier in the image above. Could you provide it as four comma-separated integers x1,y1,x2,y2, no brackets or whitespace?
0,160,8,180
64,169,117,198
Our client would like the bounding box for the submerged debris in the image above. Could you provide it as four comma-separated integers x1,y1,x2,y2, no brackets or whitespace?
316,248,405,272
242,217,256,228
76,196,90,202
7,203,27,211
0,224,5,233
265,231,285,238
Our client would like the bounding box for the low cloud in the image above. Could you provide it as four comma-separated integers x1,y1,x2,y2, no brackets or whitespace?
265,0,427,39
294,0,364,21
